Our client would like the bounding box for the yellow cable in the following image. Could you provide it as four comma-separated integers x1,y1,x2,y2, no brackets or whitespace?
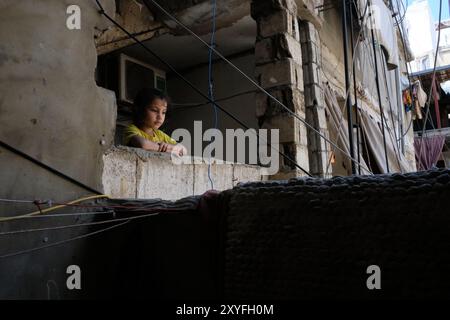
0,194,109,222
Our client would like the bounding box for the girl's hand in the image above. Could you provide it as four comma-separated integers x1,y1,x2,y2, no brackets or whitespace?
158,143,170,153
170,144,187,157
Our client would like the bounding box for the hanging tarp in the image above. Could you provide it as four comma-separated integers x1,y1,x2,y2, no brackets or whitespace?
324,84,371,175
359,106,414,173
414,136,445,171
371,0,399,70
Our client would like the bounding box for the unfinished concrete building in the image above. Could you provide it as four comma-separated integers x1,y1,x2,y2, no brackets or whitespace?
1,0,416,202
3,0,445,300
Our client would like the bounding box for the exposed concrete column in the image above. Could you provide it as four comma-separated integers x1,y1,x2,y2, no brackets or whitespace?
299,20,331,177
251,0,310,179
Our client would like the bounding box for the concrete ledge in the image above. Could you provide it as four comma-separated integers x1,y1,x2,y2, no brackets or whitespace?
102,146,266,200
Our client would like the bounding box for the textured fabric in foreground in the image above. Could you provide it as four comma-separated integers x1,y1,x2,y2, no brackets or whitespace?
223,169,450,299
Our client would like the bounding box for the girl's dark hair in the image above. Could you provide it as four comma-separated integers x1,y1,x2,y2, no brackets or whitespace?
132,88,169,127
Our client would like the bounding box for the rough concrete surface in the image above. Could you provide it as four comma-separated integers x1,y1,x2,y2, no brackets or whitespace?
0,0,117,195
102,146,265,200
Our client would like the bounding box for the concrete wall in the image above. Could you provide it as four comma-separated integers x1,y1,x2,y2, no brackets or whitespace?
165,53,258,136
102,146,266,200
0,0,117,212
163,53,258,163
0,0,118,296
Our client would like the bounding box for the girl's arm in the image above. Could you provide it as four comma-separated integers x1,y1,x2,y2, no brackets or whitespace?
128,135,160,152
129,136,187,156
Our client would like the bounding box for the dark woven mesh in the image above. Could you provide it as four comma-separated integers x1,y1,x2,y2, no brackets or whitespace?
223,169,450,299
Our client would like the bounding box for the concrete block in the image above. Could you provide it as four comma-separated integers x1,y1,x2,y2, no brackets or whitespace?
292,87,306,113
302,61,321,86
102,148,137,198
136,151,194,200
255,92,269,118
258,10,294,38
299,20,319,44
297,0,323,29
302,41,320,65
233,164,264,187
280,33,302,61
194,162,234,194
255,38,275,65
269,169,306,180
261,113,300,144
255,59,303,90
255,33,302,65
279,142,309,171
263,86,305,116
304,83,324,107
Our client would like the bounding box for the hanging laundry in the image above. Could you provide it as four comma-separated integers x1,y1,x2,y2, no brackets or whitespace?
403,89,412,113
411,80,427,120
414,135,445,171
414,80,428,107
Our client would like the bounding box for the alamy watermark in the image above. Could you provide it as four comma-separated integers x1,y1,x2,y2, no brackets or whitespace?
170,121,280,175
366,265,381,290
66,5,81,30
66,265,81,290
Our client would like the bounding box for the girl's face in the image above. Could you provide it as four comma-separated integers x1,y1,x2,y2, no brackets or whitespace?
144,98,167,130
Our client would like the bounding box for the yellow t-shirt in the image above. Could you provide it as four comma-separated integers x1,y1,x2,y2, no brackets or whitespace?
124,124,177,146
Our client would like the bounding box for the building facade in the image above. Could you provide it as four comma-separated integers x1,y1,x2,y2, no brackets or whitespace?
1,0,416,204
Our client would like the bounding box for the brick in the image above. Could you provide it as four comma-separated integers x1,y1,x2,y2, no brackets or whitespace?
263,86,305,115
304,83,324,107
255,92,268,118
255,58,303,90
255,33,302,65
261,113,299,144
257,10,297,38
281,142,309,170
302,61,321,86
255,38,275,65
280,33,302,61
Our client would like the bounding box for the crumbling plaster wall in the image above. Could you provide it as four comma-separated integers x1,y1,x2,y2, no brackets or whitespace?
0,0,117,210
95,0,253,55
0,0,121,300
95,0,169,55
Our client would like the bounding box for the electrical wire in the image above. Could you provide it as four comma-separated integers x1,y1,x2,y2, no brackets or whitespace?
393,0,415,141
393,0,407,27
354,0,407,172
379,38,404,172
417,0,443,164
368,0,390,172
0,198,35,204
142,0,374,176
207,0,218,190
171,90,258,109
0,220,131,259
0,195,108,222
0,211,160,236
98,0,312,177
4,210,115,219
322,0,374,175
1,196,188,212
0,140,102,195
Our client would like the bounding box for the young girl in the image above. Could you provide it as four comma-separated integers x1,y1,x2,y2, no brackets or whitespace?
124,88,187,156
